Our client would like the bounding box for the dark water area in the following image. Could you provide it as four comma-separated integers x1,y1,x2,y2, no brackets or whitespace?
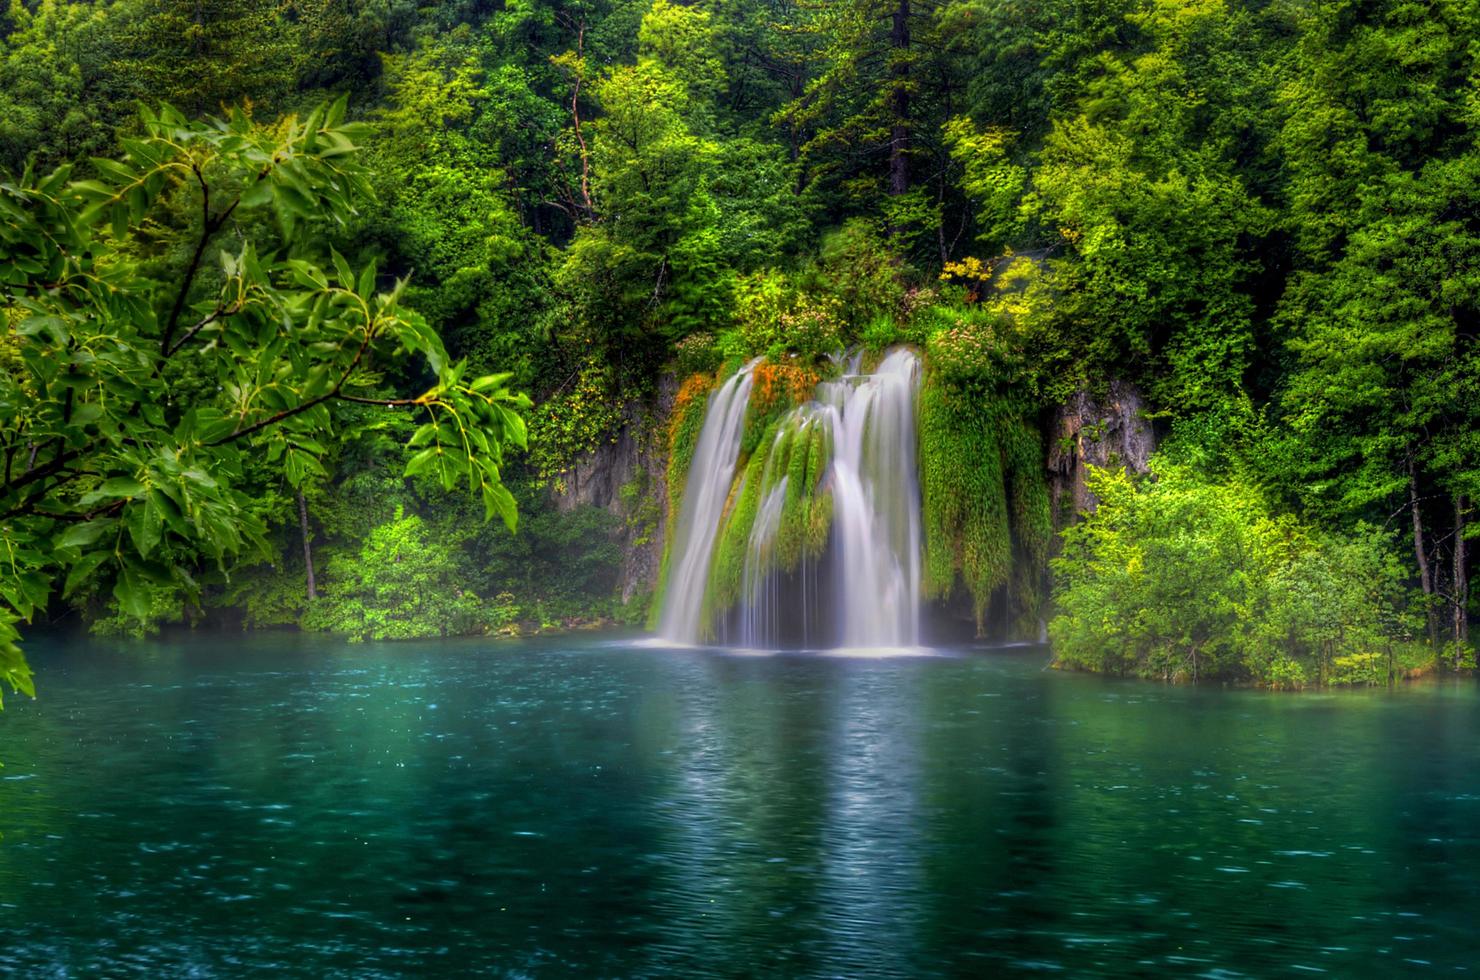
2,633,1479,977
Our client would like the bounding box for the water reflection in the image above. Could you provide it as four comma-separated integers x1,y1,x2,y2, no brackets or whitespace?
1,635,1478,976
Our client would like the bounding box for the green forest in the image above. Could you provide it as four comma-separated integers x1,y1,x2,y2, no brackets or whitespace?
1,0,1476,695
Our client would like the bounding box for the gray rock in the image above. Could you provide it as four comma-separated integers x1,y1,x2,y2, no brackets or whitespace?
553,373,679,604
1047,381,1156,524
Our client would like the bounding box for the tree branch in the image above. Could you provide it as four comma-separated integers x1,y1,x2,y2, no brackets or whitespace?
210,326,376,447
158,165,242,357
166,301,242,358
335,394,423,407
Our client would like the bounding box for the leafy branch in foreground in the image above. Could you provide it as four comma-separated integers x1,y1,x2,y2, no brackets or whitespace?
0,99,528,708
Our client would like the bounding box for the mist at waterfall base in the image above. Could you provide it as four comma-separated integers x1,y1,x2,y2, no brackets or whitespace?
656,349,939,652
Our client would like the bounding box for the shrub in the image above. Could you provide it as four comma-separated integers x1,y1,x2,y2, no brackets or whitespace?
674,331,722,375
303,505,488,641
1050,461,1419,685
807,219,907,330
732,270,842,361
527,360,625,491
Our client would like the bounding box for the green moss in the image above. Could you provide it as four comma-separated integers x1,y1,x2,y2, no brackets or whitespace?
666,372,718,516
775,416,833,571
702,423,777,632
738,360,821,458
647,542,672,632
702,410,836,634
920,368,1048,635
1005,418,1053,633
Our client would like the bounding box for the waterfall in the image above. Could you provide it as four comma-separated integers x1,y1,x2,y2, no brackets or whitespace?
738,477,788,648
656,361,758,644
656,348,923,650
821,349,923,648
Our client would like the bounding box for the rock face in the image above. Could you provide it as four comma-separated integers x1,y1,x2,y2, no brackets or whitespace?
1047,381,1156,526
553,374,678,604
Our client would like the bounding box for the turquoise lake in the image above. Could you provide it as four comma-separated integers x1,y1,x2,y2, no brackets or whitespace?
2,633,1478,976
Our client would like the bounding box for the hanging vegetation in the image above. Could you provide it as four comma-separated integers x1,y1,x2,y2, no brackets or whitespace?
919,367,1051,634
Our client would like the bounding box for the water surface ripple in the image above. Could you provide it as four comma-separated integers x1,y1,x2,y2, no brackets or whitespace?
2,634,1478,977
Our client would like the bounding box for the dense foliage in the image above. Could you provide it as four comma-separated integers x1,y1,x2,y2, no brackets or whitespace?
0,101,525,705
2,0,1475,688
1052,464,1423,687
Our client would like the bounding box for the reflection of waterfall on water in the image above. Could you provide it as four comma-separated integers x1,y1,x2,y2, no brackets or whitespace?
656,361,758,645
646,652,928,976
817,665,928,974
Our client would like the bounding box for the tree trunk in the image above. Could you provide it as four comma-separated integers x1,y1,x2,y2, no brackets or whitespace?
298,489,316,602
1456,494,1469,652
888,0,910,199
1411,465,1438,649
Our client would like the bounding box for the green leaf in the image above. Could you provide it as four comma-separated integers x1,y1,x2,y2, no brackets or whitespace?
404,446,438,477
62,552,111,598
126,501,164,558
113,565,152,621
482,482,518,531
239,178,274,209
356,262,377,301
98,477,146,498
330,248,353,288
56,520,113,550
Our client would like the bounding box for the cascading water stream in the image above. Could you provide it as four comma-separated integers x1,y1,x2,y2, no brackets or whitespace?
657,348,923,650
820,349,923,648
656,361,758,644
738,477,788,648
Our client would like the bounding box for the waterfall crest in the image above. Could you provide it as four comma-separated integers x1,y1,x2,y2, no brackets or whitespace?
656,349,923,649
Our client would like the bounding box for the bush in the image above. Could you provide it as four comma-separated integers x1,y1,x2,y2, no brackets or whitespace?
88,585,184,639
527,359,625,491
1050,461,1419,686
303,505,489,641
674,330,722,375
915,292,1031,387
221,562,309,630
806,219,907,330
732,270,842,361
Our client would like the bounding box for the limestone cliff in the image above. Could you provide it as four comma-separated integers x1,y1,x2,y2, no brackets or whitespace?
1047,381,1157,526
553,375,678,605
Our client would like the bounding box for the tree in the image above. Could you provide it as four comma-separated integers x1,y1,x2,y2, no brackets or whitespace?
1280,156,1480,652
1274,0,1480,656
1051,461,1416,685
982,0,1275,410
780,0,958,251
0,100,527,711
0,0,129,172
362,33,552,383
106,0,298,117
